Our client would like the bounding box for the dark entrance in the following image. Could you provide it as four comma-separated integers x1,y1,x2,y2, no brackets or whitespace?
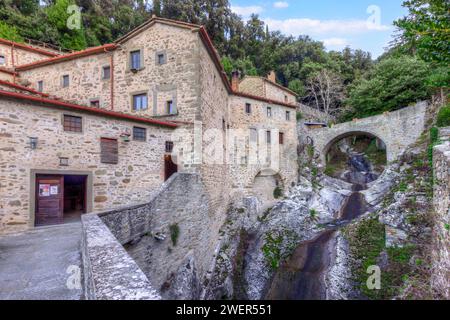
164,155,178,181
35,174,87,226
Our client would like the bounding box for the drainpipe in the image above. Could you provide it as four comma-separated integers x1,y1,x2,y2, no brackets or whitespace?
106,48,114,111
11,43,16,83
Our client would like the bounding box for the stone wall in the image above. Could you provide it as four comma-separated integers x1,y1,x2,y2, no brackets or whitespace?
297,103,329,122
0,97,173,234
20,52,113,108
81,213,160,300
432,131,450,299
98,173,219,298
0,43,52,69
238,76,297,104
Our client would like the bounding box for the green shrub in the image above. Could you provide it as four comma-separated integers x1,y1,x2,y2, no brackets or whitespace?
296,112,303,121
169,224,180,246
273,187,283,199
436,105,450,128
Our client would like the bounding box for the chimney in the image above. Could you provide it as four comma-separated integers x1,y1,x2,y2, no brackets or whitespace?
267,70,276,83
231,70,240,92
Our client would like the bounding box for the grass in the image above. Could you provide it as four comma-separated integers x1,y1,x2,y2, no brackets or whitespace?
343,217,417,300
169,223,180,247
436,104,450,127
273,187,283,199
262,233,284,270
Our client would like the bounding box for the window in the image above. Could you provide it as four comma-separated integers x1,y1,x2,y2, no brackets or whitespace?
250,128,257,142
284,95,288,103
132,93,148,111
37,81,43,92
245,103,251,114
267,107,272,117
90,100,100,108
63,115,82,132
62,75,70,88
130,50,141,70
133,127,146,142
279,132,284,145
167,100,175,114
286,111,291,121
0,55,5,65
157,52,166,65
222,118,226,131
266,131,271,144
165,141,174,153
102,66,111,80
100,138,118,164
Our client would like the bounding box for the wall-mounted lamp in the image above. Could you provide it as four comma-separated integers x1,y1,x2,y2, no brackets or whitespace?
120,129,131,143
29,137,38,150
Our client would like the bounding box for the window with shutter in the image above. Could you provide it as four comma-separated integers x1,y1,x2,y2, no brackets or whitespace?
100,138,118,164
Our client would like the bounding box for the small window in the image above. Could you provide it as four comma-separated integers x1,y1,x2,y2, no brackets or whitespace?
250,128,257,142
100,138,118,164
133,127,146,142
279,132,284,145
0,55,5,65
267,107,272,118
62,75,70,88
37,81,43,92
286,111,290,121
284,95,288,103
90,100,100,108
222,118,226,131
167,100,175,114
266,131,271,144
157,52,166,65
245,103,251,114
132,93,148,111
63,115,82,132
130,50,141,70
102,66,111,80
165,141,174,153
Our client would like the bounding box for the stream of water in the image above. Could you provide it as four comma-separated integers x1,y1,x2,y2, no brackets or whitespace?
265,153,376,300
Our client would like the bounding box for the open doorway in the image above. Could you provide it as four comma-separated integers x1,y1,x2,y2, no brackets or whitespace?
164,155,178,181
35,174,87,226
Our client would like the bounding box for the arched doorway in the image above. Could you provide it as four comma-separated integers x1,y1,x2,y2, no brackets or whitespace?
251,170,283,209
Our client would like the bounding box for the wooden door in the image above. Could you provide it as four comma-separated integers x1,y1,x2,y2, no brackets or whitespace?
35,175,64,226
164,155,178,181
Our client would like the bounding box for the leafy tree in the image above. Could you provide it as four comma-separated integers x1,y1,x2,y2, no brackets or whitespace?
46,0,87,50
0,20,24,42
394,0,450,66
345,55,432,119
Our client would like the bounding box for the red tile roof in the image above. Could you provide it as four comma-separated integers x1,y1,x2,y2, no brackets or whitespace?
0,79,49,97
15,44,117,71
0,38,59,57
0,89,178,128
0,67,18,76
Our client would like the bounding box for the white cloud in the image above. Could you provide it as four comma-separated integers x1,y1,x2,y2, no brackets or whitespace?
231,5,264,18
273,1,289,9
322,38,349,47
265,18,391,36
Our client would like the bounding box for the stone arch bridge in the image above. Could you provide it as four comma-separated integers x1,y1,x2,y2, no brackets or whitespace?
309,102,429,164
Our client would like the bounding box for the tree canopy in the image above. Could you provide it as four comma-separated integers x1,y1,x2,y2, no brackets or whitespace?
0,0,447,121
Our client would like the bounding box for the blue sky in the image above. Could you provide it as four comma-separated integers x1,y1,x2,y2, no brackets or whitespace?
230,0,408,58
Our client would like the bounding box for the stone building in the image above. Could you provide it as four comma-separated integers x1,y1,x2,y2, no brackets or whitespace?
0,19,301,291
0,38,59,82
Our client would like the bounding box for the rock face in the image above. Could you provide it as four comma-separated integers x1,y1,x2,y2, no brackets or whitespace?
204,173,353,300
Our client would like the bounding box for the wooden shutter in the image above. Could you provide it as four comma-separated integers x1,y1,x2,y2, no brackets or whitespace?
101,138,118,164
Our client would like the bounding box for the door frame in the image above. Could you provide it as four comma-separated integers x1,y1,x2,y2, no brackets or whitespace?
30,170,93,228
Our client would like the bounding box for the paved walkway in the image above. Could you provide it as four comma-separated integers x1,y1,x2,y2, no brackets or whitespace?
0,223,83,300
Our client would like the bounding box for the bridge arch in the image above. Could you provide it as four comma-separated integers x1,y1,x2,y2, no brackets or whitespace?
307,101,428,164
323,130,387,161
